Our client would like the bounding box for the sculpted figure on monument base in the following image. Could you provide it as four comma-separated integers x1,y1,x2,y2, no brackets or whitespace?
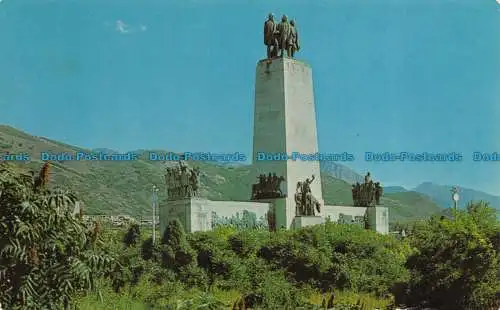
190,167,201,196
294,182,303,215
165,161,201,200
288,20,300,58
276,15,292,58
180,162,189,198
251,172,285,200
352,172,383,207
262,13,301,59
374,182,382,204
264,13,279,59
295,175,321,216
364,172,371,184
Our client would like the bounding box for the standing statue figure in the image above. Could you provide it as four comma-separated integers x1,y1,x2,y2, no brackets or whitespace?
295,175,321,216
302,174,315,215
259,174,265,187
263,13,279,59
276,15,292,58
294,181,303,215
171,166,179,198
265,172,273,194
364,172,371,184
190,167,200,196
271,173,278,194
251,174,265,199
301,174,315,195
351,184,358,206
288,20,300,58
375,182,383,204
176,166,182,197
179,162,189,198
276,175,285,197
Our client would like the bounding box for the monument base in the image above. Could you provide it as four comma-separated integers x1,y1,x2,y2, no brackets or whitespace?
293,216,324,230
366,206,389,235
159,197,272,235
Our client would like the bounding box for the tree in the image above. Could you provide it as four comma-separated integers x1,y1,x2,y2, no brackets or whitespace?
0,162,113,309
160,219,196,271
404,204,500,309
123,223,141,247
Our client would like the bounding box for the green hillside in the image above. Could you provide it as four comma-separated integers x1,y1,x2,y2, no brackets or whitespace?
0,125,441,222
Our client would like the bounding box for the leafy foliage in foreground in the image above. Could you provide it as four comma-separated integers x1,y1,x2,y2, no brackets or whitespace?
402,202,500,309
0,162,114,309
75,203,500,309
1,163,499,309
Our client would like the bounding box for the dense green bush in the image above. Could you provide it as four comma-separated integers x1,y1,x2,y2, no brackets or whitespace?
0,163,114,309
403,202,500,309
3,163,499,309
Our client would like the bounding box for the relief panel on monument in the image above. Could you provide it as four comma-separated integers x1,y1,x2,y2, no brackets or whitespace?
211,210,269,230
194,205,210,231
337,213,367,228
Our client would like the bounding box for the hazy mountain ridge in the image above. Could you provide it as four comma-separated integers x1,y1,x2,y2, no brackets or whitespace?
0,124,467,222
319,161,364,184
413,182,500,211
384,186,409,194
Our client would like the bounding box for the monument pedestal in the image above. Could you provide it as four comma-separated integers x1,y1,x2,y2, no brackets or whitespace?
366,206,389,234
159,198,204,236
253,58,324,229
293,216,324,229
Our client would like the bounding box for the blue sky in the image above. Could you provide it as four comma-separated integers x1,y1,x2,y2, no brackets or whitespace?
1,0,500,194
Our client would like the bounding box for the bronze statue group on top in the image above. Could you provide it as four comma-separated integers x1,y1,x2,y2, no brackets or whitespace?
264,13,300,59
352,172,384,207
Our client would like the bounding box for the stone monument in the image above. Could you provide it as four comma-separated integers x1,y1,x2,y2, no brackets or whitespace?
252,35,323,230
159,14,389,236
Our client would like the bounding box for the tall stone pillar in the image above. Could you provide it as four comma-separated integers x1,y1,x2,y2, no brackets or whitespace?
252,58,323,229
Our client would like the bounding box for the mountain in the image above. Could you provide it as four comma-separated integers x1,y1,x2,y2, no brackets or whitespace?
384,186,409,194
413,182,500,212
0,125,442,223
319,161,364,184
91,148,120,154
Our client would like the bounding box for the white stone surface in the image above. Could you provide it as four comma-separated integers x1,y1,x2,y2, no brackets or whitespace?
253,58,323,229
159,198,271,234
293,216,324,229
159,199,389,235
159,198,190,235
323,205,389,235
323,205,367,222
367,206,389,234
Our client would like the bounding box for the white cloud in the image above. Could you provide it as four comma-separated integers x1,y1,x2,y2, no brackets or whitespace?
115,20,129,34
110,20,147,34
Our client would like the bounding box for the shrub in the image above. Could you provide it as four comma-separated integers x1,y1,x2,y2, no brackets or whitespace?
403,204,500,309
